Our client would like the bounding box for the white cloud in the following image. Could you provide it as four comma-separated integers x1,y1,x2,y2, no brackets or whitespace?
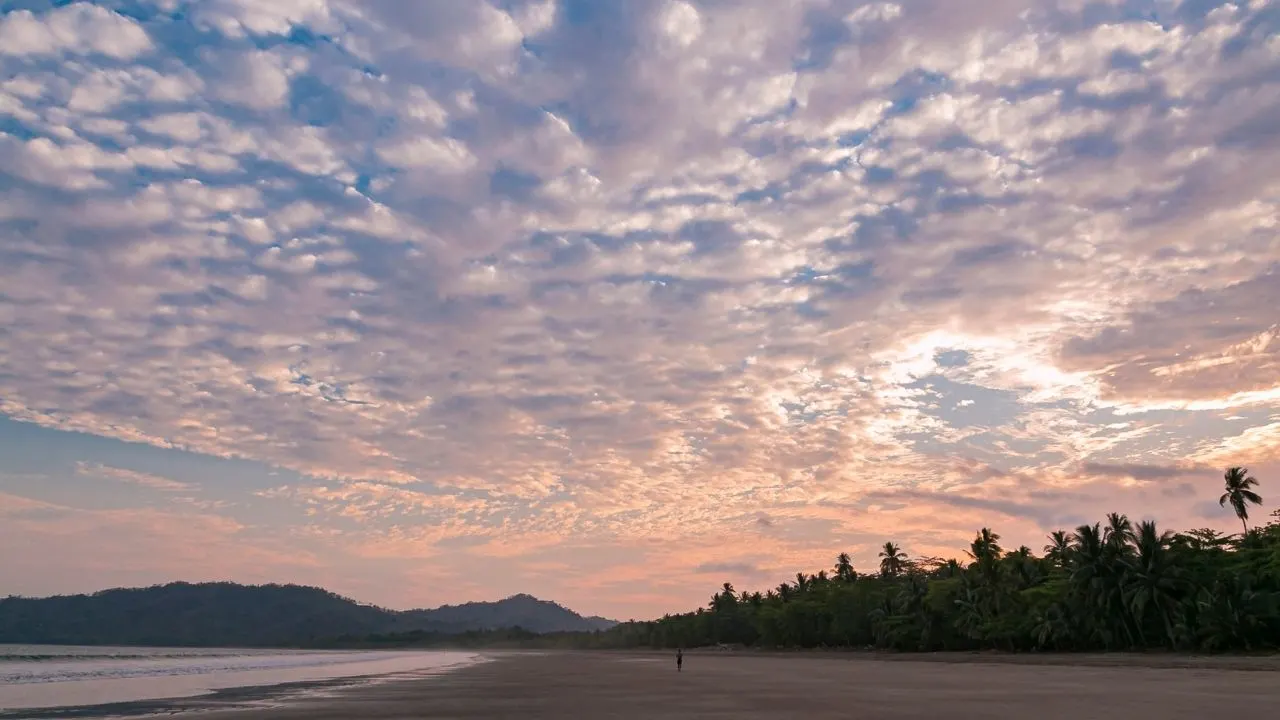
376,135,476,171
1,0,1279,613
190,0,336,38
0,3,152,60
656,1,703,48
75,462,193,491
140,113,207,143
4,134,131,189
210,50,292,110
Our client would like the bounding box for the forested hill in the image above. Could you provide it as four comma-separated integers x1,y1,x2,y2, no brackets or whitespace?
0,582,616,646
403,593,618,636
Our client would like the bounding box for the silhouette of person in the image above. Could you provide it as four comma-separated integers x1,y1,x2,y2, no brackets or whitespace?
676,648,683,672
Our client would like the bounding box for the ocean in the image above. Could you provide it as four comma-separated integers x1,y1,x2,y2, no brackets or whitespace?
0,644,479,712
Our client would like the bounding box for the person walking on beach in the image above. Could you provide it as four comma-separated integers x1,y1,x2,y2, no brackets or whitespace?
676,648,683,672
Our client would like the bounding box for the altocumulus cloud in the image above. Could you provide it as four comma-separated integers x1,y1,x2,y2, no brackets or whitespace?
2,0,1280,616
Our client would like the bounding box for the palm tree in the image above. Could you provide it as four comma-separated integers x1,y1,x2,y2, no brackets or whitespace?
834,552,856,582
1104,512,1136,554
1220,467,1263,533
710,582,737,611
1044,530,1071,567
879,541,907,579
938,558,963,579
954,582,987,641
1073,521,1136,648
794,572,810,593
967,528,1004,586
776,582,792,602
968,528,1003,564
1194,573,1267,651
1007,545,1039,590
1068,523,1110,637
1033,602,1073,651
1124,520,1180,647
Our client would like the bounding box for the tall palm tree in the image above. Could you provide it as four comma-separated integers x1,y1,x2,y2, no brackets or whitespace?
710,582,737,611
879,541,907,579
967,528,1004,586
776,582,792,602
794,572,810,593
1124,520,1180,648
1068,524,1106,599
834,552,856,582
968,528,1003,564
1220,467,1263,533
1044,530,1072,568
1104,512,1136,554
939,558,963,579
1006,546,1039,591
1073,520,1136,648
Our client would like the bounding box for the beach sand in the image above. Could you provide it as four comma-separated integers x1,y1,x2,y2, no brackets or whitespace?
193,650,1280,719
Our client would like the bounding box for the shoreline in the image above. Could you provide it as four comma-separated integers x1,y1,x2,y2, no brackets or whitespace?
7,649,1280,719
0,674,371,720
9,639,1280,670
0,653,489,719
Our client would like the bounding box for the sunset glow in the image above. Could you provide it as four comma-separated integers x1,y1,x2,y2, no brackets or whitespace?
1,0,1278,621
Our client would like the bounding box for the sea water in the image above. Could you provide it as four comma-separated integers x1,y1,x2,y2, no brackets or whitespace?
0,644,478,711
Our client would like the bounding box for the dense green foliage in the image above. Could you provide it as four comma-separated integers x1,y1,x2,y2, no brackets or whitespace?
581,470,1278,653
0,583,613,646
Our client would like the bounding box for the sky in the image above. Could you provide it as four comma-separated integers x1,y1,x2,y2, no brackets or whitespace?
0,0,1278,622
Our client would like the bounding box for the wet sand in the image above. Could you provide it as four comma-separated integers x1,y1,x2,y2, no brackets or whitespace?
196,650,1280,719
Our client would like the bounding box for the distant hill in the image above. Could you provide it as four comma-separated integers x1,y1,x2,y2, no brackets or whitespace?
403,593,616,634
0,582,616,647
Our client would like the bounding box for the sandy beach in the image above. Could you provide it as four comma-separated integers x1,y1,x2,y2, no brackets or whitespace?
173,650,1280,719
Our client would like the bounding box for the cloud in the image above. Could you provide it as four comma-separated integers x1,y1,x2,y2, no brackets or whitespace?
75,462,193,492
1079,462,1201,482
0,3,152,60
1,0,1279,617
207,49,293,111
0,490,65,516
1060,271,1280,407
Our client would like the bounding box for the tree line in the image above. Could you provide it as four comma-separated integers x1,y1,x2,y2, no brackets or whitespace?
572,467,1277,653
